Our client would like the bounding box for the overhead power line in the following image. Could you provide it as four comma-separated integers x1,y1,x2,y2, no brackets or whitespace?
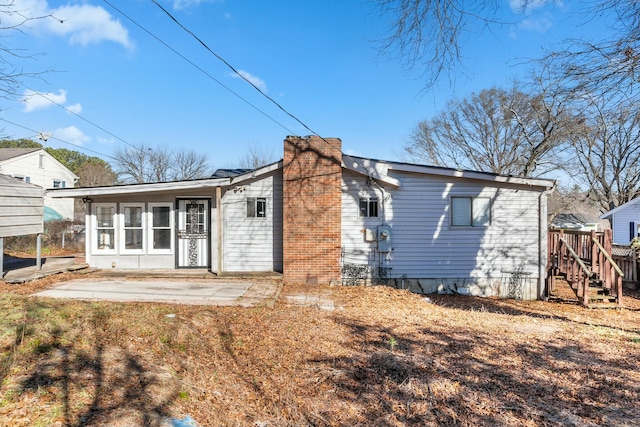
22,85,142,153
103,0,296,135
0,117,118,161
147,0,368,169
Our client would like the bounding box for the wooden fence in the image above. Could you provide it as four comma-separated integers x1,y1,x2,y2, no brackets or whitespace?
612,244,639,289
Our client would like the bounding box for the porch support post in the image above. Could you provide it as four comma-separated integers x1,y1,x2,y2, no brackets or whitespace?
0,237,4,278
36,233,42,270
216,186,222,275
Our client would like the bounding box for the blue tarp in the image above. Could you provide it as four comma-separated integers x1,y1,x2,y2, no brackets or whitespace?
43,206,63,222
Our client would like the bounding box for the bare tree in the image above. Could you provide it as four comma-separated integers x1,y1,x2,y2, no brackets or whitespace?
0,2,53,100
544,1,640,102
235,145,276,170
112,143,212,184
77,160,117,187
568,96,640,211
147,146,172,183
373,0,503,89
113,143,150,184
375,1,640,94
404,85,571,177
172,150,211,180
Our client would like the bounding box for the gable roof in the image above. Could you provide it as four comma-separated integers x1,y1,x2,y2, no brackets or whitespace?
344,155,555,190
48,151,557,199
47,160,283,198
600,197,640,219
0,148,41,161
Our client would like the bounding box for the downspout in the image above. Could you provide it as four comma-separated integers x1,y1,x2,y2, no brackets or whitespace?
538,184,556,300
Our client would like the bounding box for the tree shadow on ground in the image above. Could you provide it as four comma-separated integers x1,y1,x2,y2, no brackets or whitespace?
10,300,177,426
425,291,640,335
306,314,640,426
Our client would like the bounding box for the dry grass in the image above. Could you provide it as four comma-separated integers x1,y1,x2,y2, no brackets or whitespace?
1,276,639,426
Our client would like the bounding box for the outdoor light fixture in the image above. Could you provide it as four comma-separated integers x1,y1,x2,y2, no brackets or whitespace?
82,197,92,204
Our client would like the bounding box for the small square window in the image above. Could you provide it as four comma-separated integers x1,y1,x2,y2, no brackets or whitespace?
246,197,267,218
359,197,379,218
53,180,66,189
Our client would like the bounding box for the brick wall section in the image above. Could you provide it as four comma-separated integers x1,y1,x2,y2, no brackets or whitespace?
283,135,342,284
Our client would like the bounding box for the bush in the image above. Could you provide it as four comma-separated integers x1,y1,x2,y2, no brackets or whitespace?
4,220,85,256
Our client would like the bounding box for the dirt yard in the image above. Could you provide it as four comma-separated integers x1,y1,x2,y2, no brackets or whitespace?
1,274,639,426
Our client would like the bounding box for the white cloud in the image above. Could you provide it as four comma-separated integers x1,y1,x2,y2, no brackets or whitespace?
9,0,132,49
22,89,67,112
54,126,90,146
66,103,82,114
518,16,552,32
232,70,268,92
22,89,83,114
508,0,550,14
172,0,222,10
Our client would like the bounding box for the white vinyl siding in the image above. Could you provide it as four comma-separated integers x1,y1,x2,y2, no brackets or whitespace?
0,149,78,219
0,176,43,237
223,173,283,272
342,170,542,293
607,199,640,244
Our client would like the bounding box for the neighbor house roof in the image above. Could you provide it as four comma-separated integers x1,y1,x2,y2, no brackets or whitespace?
0,148,41,161
600,197,640,219
211,168,254,178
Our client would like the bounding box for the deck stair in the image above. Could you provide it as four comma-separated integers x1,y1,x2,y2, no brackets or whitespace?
548,230,623,308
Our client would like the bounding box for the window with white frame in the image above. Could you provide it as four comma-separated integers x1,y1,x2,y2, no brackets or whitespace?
94,203,116,251
53,179,66,188
38,154,44,168
451,197,491,227
149,203,173,252
359,197,379,218
246,197,267,218
121,203,144,251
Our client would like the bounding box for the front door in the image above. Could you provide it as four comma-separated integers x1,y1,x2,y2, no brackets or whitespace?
177,199,210,268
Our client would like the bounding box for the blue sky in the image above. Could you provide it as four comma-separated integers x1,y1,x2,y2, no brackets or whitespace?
0,0,612,171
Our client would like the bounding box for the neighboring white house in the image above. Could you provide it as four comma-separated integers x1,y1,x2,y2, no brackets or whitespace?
0,148,78,220
600,198,640,244
48,136,555,300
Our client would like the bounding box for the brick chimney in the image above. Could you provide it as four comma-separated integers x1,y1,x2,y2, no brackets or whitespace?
283,135,342,284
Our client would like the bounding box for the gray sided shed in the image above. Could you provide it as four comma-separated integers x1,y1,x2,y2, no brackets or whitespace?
0,174,44,276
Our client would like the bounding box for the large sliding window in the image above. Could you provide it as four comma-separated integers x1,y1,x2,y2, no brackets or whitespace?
149,203,173,253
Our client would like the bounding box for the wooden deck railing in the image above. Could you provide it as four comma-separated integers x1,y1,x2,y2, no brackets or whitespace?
611,244,639,289
548,229,624,306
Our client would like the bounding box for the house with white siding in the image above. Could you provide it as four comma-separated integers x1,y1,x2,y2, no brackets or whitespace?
0,148,78,220
49,136,555,299
600,198,640,244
